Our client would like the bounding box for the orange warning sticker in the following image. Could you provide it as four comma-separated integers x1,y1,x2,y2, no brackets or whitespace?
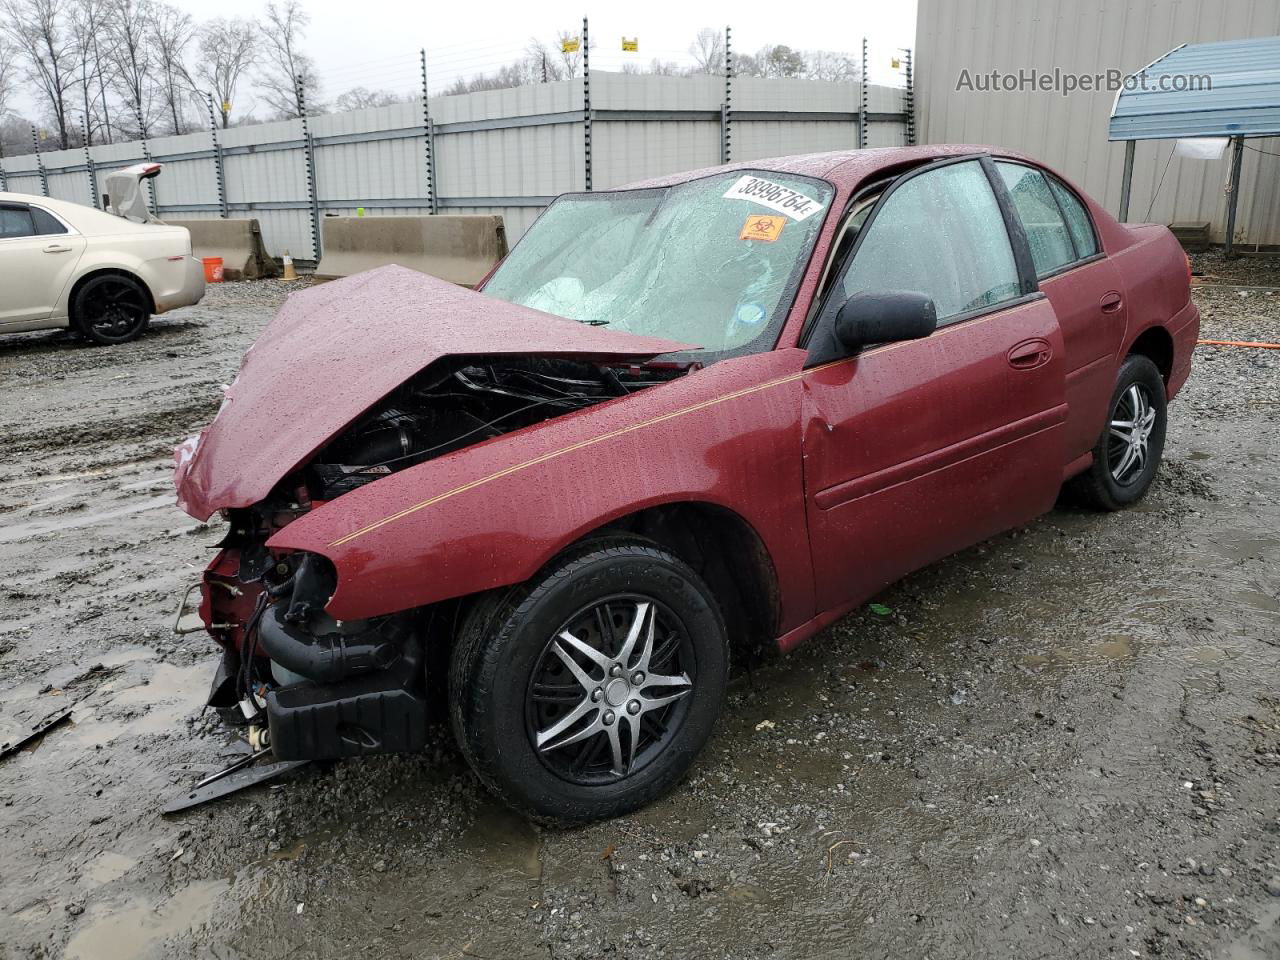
740,214,786,243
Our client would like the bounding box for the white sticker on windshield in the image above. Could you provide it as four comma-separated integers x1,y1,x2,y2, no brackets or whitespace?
722,175,825,222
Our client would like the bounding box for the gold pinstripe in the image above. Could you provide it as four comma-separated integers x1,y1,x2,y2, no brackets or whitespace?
326,301,1034,547
327,358,849,547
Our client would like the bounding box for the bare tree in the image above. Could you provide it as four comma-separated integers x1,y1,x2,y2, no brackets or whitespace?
620,58,682,77
555,29,585,80
804,49,858,82
756,44,806,79
2,0,77,147
256,0,318,118
149,2,195,134
104,0,157,136
523,38,561,83
333,86,401,112
733,51,764,78
0,37,17,120
689,27,724,75
68,0,113,143
196,16,256,127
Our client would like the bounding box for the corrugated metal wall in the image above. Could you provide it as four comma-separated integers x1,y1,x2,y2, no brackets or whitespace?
915,0,1280,246
1,72,907,259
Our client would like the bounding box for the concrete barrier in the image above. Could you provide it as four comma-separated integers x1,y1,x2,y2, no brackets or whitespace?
315,215,508,287
168,218,280,280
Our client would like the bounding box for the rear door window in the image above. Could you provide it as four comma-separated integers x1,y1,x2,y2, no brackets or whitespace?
1048,178,1099,258
0,205,35,239
996,162,1075,276
30,206,68,236
838,160,1021,323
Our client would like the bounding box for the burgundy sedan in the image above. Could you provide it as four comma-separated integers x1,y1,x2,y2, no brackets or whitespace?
175,146,1199,821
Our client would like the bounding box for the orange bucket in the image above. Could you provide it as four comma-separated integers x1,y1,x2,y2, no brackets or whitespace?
202,257,224,283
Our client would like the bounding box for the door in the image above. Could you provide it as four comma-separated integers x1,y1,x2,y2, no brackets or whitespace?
994,162,1126,462
0,203,86,325
801,158,1068,613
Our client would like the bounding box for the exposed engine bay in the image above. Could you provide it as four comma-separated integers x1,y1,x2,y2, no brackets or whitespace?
307,356,678,499
195,356,687,763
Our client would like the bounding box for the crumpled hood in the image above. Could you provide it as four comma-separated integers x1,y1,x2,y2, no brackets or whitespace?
175,265,693,520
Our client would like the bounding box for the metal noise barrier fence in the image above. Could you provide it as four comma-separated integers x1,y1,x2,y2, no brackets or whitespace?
2,71,912,262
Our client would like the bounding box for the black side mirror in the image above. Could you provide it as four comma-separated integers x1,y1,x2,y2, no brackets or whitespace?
834,290,938,352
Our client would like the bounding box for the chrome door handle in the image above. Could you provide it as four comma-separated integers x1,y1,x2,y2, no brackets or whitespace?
43,243,73,253
1100,291,1124,313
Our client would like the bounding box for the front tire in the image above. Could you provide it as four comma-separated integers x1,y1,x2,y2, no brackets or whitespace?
71,274,151,345
1073,353,1167,511
449,538,729,823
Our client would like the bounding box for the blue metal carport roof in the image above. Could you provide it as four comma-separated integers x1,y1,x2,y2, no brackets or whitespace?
1109,35,1280,141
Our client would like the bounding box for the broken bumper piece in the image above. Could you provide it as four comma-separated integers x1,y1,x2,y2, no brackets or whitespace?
267,654,428,762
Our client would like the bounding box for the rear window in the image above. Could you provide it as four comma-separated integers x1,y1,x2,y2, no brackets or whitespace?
31,207,67,235
1048,178,1099,258
996,162,1075,277
0,205,34,239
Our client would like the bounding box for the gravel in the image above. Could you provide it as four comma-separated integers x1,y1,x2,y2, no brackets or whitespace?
0,275,1277,960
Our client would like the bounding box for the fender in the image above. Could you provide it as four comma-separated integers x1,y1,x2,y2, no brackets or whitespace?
268,347,817,629
58,234,192,319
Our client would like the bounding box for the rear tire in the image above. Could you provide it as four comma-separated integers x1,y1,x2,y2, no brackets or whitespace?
449,538,729,823
1072,353,1167,511
72,274,151,345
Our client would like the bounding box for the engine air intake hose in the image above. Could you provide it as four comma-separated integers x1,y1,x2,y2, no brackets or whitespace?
258,604,403,684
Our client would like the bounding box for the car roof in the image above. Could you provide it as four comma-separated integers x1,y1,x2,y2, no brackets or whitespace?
0,192,86,215
0,190,169,236
620,144,1039,194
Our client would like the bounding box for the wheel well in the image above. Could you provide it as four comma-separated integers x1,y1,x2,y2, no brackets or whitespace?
600,503,783,668
1128,326,1173,383
67,268,156,320
438,503,784,675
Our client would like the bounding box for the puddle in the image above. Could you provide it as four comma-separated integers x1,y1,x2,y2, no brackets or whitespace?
47,660,209,753
1236,589,1280,613
1224,900,1280,960
1094,636,1136,660
1021,634,1140,669
62,707,178,749
110,662,209,709
1216,537,1280,564
83,852,138,887
459,805,543,879
64,879,229,960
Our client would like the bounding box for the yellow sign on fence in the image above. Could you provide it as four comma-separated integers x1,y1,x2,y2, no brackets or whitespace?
561,37,580,53
622,37,638,52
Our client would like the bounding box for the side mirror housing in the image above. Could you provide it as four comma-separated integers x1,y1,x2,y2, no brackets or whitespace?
834,290,938,352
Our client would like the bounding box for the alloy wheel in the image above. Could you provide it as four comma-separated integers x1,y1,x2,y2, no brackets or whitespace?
1108,382,1157,485
83,279,148,340
526,596,695,785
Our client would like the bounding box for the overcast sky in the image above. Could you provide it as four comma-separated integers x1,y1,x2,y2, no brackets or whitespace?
260,0,917,91
15,0,918,119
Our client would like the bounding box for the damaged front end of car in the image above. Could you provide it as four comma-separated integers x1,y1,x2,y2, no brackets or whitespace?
199,517,431,760
174,266,694,763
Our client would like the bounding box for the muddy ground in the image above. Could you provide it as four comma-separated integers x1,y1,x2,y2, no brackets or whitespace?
1,270,1277,960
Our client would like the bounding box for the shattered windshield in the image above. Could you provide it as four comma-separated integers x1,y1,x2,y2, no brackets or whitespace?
482,171,833,353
